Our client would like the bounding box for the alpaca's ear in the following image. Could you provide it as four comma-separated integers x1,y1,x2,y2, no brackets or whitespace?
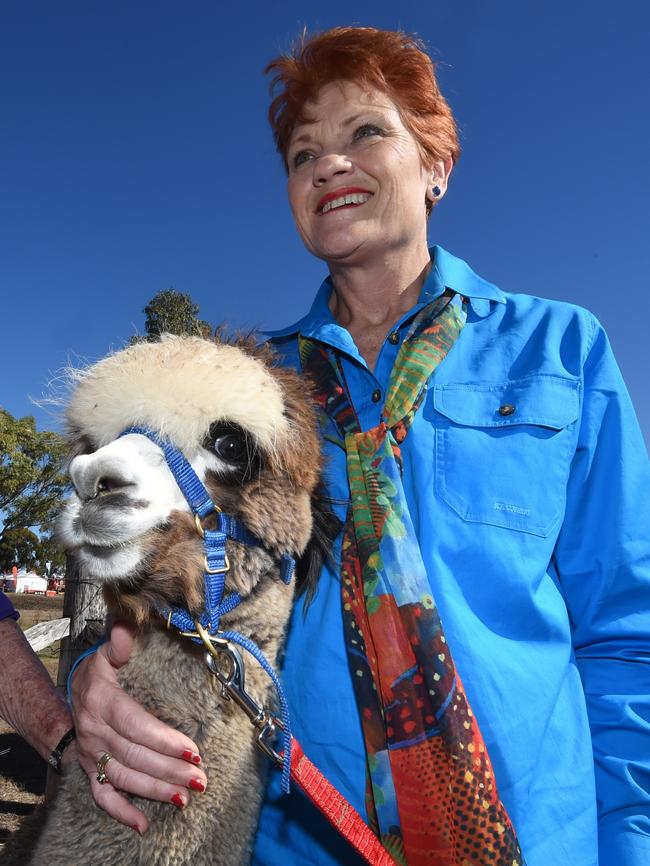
295,482,342,611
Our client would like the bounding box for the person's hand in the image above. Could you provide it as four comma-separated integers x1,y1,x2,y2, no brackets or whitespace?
70,621,208,833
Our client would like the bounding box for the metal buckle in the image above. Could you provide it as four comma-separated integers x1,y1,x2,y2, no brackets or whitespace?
203,553,230,575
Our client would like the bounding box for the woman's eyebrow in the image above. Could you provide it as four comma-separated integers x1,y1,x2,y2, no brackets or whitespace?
290,129,314,147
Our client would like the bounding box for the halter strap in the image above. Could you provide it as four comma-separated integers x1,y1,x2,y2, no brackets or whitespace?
118,425,295,789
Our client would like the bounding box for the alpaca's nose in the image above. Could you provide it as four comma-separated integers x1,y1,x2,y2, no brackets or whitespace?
69,454,134,502
96,476,126,494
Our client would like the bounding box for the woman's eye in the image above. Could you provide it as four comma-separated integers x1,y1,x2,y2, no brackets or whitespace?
213,433,249,464
292,150,313,169
353,124,382,141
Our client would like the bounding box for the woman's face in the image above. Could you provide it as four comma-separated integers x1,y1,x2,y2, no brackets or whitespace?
286,80,447,267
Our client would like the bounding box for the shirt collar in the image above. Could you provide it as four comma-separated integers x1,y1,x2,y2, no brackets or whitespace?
264,245,506,342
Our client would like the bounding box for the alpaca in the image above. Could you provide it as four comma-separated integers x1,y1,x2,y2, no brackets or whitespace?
26,334,330,866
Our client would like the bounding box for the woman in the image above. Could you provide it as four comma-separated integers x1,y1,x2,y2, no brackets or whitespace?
68,27,650,866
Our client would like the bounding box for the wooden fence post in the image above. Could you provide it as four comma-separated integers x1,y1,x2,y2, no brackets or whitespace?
47,556,106,800
55,555,106,691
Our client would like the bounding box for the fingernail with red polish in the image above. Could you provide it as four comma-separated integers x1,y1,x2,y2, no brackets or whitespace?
171,793,186,810
188,778,206,793
181,750,201,765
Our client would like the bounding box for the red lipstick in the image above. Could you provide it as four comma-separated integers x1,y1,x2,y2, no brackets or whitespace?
316,187,373,213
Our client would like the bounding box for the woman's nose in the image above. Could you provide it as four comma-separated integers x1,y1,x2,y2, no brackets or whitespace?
313,153,352,185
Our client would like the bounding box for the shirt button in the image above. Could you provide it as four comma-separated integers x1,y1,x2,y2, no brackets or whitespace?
388,331,400,345
498,403,516,417
371,389,382,404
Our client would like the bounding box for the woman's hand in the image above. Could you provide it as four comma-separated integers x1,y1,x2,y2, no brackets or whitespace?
70,621,208,833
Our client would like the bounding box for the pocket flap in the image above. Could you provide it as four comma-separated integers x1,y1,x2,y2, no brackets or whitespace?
433,376,580,430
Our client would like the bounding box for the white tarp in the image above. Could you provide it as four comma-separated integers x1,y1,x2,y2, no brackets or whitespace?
15,573,48,593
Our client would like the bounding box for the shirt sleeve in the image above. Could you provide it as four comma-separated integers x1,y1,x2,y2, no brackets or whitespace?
553,317,650,866
0,591,19,623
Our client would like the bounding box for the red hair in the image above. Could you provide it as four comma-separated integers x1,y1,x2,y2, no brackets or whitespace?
265,27,460,171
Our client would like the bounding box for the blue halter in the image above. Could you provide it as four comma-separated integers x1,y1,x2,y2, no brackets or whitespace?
119,426,294,791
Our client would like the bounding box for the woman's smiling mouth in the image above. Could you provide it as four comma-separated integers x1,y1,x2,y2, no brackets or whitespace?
316,188,373,214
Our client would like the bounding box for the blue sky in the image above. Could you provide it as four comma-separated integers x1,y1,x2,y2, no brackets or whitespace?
2,0,649,446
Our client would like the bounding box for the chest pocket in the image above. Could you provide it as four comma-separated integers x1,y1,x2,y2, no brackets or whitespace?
431,376,580,537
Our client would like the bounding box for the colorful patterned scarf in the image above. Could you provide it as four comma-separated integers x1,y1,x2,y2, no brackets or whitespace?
299,293,524,866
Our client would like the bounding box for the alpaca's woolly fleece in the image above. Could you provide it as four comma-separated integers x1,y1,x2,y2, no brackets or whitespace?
65,335,290,457
10,335,330,866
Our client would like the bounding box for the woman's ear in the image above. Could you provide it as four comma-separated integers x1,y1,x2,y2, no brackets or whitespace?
295,481,342,611
426,156,454,203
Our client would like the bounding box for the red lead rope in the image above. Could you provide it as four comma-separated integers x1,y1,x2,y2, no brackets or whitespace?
289,738,398,866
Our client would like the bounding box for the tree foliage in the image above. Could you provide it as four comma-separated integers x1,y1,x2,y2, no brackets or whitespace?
37,531,67,575
0,409,68,550
138,289,212,342
0,527,41,572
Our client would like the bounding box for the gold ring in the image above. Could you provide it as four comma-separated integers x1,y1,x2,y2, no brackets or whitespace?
96,751,113,784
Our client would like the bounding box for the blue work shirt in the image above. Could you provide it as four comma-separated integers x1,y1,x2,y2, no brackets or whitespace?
252,246,650,866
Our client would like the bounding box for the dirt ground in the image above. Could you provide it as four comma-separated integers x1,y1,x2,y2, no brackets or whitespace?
0,593,64,856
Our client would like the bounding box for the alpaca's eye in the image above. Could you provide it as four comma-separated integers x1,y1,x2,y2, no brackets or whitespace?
213,433,248,464
205,422,257,470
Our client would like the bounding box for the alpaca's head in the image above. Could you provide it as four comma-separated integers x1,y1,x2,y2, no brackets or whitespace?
57,334,325,623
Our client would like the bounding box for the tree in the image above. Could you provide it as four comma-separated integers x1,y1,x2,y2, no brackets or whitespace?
0,409,68,542
0,527,66,575
138,289,212,342
0,526,41,572
37,531,67,575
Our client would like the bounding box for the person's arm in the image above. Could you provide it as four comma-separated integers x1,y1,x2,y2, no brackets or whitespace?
70,621,208,833
0,616,74,768
553,318,650,866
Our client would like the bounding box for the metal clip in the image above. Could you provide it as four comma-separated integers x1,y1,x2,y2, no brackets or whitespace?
202,639,284,767
254,715,285,766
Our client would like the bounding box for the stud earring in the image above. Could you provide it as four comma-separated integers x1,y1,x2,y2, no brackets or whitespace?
432,185,441,197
